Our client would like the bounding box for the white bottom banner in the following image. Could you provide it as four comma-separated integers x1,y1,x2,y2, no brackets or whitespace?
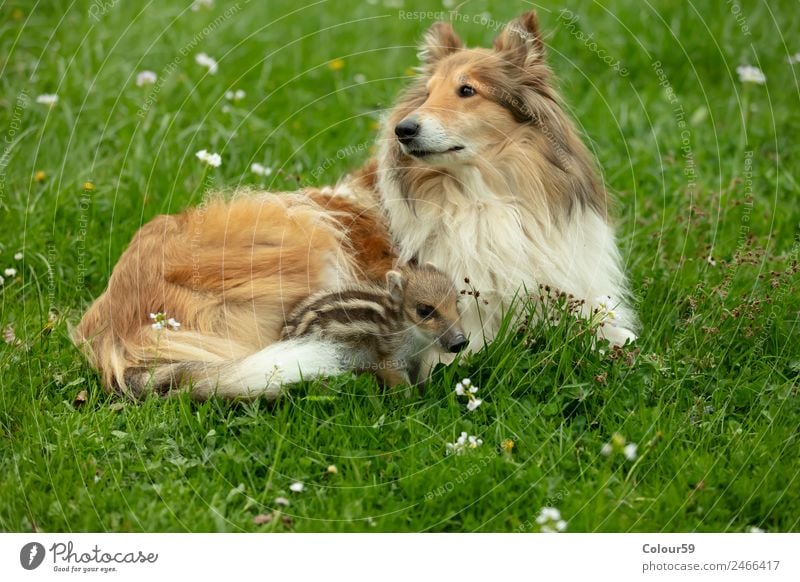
1,533,798,581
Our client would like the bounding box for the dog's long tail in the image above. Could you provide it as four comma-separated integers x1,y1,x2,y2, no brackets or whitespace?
119,337,346,400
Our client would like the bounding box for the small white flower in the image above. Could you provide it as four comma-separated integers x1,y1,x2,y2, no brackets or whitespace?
14,252,23,261
736,65,766,85
707,255,717,267
225,89,246,101
150,311,177,331
195,52,219,75
196,149,222,167
454,382,465,396
221,104,231,114
166,317,181,331
0,275,4,285
289,481,304,493
191,0,214,11
353,73,367,84
466,398,482,412
4,268,17,277
250,163,272,177
275,496,290,507
151,321,164,331
536,507,567,533
462,378,471,387
600,442,613,457
788,53,800,65
469,385,478,394
623,443,638,461
442,0,456,8
136,70,157,87
595,295,618,323
747,526,765,533
36,94,58,106
446,432,482,455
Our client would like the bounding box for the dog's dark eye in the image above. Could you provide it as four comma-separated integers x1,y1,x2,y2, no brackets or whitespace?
416,304,436,319
457,84,476,98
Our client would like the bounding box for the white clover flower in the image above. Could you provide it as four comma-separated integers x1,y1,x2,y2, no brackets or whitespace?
136,70,157,87
466,398,482,412
736,65,766,85
4,268,17,278
14,252,23,261
275,496,290,507
289,481,304,493
195,52,219,75
191,0,214,10
536,507,567,533
788,53,800,65
600,442,613,457
36,94,58,106
196,149,222,167
250,163,272,177
623,443,638,461
225,89,246,101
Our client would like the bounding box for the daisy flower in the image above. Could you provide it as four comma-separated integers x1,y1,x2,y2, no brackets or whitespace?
136,71,157,87
736,65,766,85
289,481,304,493
195,52,219,75
196,149,222,167
36,94,58,106
250,163,272,177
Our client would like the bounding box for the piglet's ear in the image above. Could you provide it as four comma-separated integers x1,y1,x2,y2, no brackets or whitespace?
419,22,463,65
386,270,404,302
493,11,545,68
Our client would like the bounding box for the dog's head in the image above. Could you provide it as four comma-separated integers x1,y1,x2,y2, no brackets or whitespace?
390,11,557,167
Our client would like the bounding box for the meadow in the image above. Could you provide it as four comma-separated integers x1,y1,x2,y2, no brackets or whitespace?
0,0,798,532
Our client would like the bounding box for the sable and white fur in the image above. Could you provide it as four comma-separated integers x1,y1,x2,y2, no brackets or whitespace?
281,265,466,388
379,12,637,350
72,11,637,400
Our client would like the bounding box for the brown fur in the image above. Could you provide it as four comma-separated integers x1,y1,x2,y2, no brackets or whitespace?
281,264,464,387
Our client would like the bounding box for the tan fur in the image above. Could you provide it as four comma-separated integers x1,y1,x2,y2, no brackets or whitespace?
73,189,395,396
74,11,635,400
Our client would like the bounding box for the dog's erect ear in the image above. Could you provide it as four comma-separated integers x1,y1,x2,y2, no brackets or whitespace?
419,22,463,65
386,270,404,302
493,11,545,67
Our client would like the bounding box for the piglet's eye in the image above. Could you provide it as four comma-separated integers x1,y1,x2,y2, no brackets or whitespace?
416,304,436,319
457,84,476,98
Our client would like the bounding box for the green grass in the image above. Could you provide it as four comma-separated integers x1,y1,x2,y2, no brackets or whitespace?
1,0,798,532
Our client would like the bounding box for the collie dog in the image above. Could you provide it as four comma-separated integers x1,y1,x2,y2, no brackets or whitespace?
73,12,637,400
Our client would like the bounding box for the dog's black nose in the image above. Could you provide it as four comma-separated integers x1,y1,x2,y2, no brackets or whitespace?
395,118,420,143
448,335,469,353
